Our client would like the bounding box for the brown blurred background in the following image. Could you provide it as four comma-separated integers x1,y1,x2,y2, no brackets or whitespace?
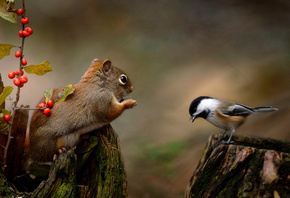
1,0,290,197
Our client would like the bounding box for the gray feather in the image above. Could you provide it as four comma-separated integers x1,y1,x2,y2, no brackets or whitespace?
224,103,277,116
225,104,254,116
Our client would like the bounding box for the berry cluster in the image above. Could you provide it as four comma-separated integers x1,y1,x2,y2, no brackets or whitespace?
38,100,54,116
7,8,33,88
17,8,33,38
19,27,33,38
8,69,28,87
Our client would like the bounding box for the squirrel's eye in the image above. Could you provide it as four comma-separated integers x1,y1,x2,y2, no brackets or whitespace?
119,74,127,85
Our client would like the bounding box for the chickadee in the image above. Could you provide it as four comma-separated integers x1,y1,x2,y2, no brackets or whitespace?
189,96,278,147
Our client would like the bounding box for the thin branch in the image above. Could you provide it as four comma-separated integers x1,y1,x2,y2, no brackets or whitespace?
3,0,26,167
15,107,40,111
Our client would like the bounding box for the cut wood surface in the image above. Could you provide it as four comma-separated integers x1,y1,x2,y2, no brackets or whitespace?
184,134,290,198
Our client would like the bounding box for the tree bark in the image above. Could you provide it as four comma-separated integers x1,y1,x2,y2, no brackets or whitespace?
3,106,28,181
184,134,290,198
0,74,4,110
0,125,128,198
29,124,128,198
0,74,28,181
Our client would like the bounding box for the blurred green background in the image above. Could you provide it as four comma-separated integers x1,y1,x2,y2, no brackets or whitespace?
1,0,290,197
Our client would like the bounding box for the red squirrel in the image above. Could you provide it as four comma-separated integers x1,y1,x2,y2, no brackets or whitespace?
27,59,137,163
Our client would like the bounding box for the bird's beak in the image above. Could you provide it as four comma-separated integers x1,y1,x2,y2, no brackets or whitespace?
190,115,196,123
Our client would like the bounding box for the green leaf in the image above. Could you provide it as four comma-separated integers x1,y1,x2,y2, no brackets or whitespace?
0,43,15,60
24,60,53,75
0,0,17,23
56,84,75,104
1,109,10,115
0,121,8,135
44,89,53,103
0,86,13,106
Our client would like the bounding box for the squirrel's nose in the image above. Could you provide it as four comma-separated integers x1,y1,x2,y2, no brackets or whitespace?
129,86,133,93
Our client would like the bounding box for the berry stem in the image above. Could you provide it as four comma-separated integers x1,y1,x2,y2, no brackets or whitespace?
14,107,41,110
3,0,26,167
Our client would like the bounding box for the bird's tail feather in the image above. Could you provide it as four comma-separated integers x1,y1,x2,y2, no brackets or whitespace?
253,106,278,112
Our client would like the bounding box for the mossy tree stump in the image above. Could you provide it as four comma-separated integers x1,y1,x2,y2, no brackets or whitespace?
184,134,290,198
0,125,128,198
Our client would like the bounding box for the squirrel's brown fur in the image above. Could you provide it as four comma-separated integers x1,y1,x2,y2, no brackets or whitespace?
27,59,137,163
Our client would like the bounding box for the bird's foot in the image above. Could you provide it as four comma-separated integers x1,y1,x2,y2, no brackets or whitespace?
212,141,221,149
222,140,234,144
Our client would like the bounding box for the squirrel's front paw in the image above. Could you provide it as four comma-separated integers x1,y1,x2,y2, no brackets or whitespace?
123,99,137,109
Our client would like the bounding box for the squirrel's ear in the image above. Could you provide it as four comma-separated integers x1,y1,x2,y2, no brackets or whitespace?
102,59,112,73
92,58,101,63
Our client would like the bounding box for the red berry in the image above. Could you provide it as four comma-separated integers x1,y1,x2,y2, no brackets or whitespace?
19,82,24,87
22,59,27,66
3,114,10,122
15,69,24,76
43,108,51,116
21,17,29,25
19,30,23,37
47,100,54,108
20,75,28,83
38,103,46,109
13,77,20,86
8,71,15,79
18,9,24,14
15,51,22,58
22,30,30,37
25,27,33,35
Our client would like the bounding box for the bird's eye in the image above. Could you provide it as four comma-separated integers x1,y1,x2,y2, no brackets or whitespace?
119,74,127,85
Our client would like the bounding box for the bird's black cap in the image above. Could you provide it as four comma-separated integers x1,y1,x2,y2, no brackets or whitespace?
189,96,212,116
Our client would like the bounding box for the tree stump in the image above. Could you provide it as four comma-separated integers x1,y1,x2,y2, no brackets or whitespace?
0,125,128,198
3,107,28,181
184,134,290,198
0,75,29,182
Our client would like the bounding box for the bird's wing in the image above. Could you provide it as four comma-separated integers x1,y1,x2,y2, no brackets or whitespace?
223,103,254,116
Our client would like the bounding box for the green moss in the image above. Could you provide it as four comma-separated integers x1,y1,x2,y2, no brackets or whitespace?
76,126,127,198
0,166,17,197
53,182,76,198
217,187,228,197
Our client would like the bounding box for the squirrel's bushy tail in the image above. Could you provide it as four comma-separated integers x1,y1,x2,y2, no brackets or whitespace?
253,106,278,112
